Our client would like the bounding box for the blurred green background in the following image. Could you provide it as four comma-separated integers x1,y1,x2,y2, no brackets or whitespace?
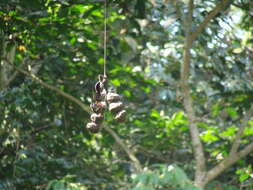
1,0,253,189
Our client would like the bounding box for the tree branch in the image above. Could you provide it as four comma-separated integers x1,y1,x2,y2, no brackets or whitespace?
136,146,171,163
190,0,232,43
203,141,253,187
181,0,206,186
229,105,253,155
7,61,90,113
30,125,52,135
200,105,253,187
5,59,142,172
103,126,142,172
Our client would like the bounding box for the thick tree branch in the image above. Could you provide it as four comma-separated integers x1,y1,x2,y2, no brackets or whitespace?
181,0,206,186
203,141,253,187
5,59,142,172
190,0,232,43
229,105,253,155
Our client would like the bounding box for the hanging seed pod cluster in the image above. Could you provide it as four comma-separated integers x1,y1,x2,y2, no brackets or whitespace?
86,0,127,133
86,75,126,133
107,91,126,122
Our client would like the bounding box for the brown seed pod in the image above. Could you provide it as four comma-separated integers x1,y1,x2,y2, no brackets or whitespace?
86,122,100,133
94,82,107,101
90,103,99,113
94,93,102,101
106,92,121,103
101,89,107,99
115,110,126,122
90,101,107,113
95,81,103,95
90,113,104,124
97,101,107,110
109,102,124,113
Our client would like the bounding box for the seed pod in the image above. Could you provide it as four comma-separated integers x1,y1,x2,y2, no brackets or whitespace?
101,89,107,99
90,101,107,113
90,103,98,113
109,102,123,113
94,81,107,101
94,93,102,101
106,92,121,103
115,110,126,122
95,81,103,95
90,113,104,124
97,101,107,110
86,122,100,133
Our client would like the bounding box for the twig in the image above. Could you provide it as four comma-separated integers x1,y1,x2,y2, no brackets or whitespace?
137,146,171,163
190,0,232,43
229,105,253,155
103,126,142,172
30,125,52,135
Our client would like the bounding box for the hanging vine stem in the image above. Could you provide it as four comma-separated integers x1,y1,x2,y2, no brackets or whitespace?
103,0,107,77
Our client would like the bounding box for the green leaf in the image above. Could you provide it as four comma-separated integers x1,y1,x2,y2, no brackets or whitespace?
52,181,66,190
239,173,249,182
173,166,189,186
201,130,219,143
184,184,203,190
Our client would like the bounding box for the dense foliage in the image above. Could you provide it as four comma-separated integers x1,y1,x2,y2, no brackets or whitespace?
1,0,253,189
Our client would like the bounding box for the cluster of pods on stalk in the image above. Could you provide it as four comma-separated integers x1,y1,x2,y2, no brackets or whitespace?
86,75,126,133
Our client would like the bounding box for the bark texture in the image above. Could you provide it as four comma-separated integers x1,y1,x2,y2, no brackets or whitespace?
181,0,206,186
178,0,253,188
